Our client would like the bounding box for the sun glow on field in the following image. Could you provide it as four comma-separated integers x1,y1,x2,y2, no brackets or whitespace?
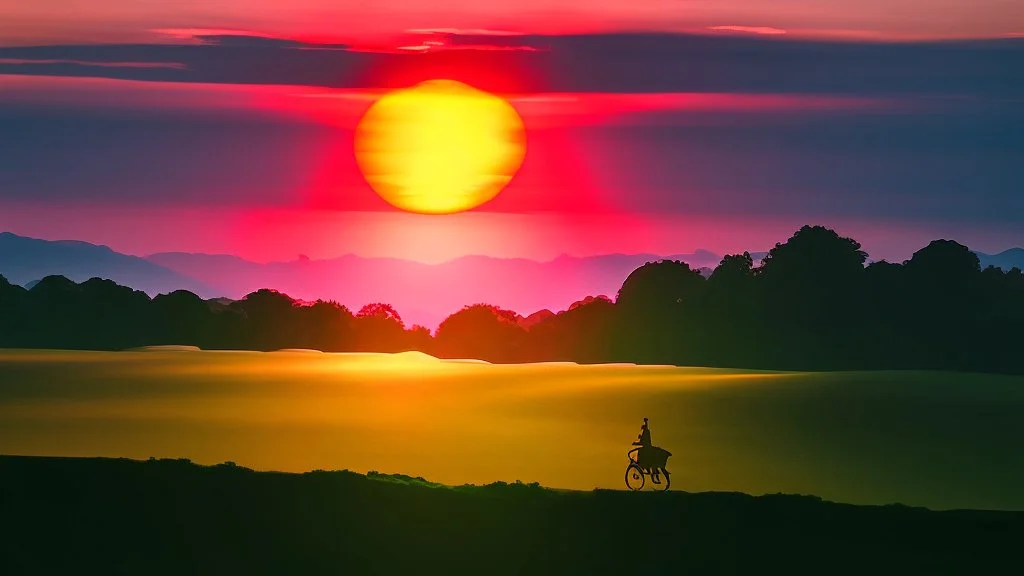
3,350,1024,510
353,79,527,215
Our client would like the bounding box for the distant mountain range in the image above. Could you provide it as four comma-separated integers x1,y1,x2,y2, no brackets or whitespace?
0,232,215,297
977,248,1024,272
2,232,1021,329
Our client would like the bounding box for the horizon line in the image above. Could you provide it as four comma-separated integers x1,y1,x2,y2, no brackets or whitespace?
4,230,1023,267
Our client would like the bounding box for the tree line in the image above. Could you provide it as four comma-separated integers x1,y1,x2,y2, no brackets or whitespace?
2,225,1022,374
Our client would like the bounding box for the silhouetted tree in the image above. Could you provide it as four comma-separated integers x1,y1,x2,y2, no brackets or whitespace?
613,260,706,364
527,296,616,362
78,277,152,349
757,226,869,369
901,240,983,370
231,289,301,350
405,324,434,354
353,302,408,352
149,290,214,347
862,260,910,368
703,253,760,366
296,300,355,352
435,304,527,362
0,274,28,348
19,275,82,348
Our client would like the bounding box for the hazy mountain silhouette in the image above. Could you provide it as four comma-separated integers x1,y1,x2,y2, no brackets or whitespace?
976,248,1024,272
4,232,1020,331
0,232,216,297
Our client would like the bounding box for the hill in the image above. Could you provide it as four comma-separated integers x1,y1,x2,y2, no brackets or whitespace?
0,455,1019,575
977,248,1024,271
0,232,215,298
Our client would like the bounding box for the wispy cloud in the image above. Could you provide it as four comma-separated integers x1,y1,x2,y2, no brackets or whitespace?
708,26,787,36
0,58,186,70
150,28,287,43
395,42,540,53
1,33,1021,99
406,28,525,37
396,28,543,53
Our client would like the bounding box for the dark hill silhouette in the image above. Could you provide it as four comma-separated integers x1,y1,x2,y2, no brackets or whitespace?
0,455,1019,576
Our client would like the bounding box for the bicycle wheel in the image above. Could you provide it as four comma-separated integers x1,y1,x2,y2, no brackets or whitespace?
625,463,645,491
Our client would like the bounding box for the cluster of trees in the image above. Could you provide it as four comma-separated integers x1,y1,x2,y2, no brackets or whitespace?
2,225,1023,374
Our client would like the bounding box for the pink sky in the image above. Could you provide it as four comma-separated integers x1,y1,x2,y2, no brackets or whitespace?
0,73,1020,263
2,0,1022,44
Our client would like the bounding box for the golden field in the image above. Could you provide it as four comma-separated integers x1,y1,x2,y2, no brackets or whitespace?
2,349,1022,510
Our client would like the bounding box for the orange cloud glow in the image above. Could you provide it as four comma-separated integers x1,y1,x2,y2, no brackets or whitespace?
707,26,788,36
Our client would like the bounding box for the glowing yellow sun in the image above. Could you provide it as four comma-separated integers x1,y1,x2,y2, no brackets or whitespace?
353,79,527,215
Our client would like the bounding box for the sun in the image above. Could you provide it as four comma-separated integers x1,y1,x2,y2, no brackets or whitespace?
353,79,527,215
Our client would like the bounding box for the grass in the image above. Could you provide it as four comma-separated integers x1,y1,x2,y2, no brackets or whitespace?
1,455,1022,575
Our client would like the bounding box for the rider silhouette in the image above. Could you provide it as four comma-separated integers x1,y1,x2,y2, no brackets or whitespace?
636,417,652,447
627,417,672,487
633,417,654,473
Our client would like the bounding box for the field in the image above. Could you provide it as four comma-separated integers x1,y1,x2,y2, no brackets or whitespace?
1,348,1023,511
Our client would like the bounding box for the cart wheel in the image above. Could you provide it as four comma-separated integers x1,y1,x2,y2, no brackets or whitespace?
625,463,645,491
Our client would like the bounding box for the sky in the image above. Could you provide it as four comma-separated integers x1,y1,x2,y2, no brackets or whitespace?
2,0,1023,44
0,3,1022,264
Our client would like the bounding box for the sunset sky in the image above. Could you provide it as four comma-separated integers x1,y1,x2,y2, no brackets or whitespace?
0,1,1022,264
3,0,1022,44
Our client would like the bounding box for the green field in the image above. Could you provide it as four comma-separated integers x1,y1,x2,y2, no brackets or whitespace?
1,348,1022,510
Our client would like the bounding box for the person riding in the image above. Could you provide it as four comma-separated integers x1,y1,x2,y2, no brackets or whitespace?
627,417,673,487
633,417,654,471
636,417,652,447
